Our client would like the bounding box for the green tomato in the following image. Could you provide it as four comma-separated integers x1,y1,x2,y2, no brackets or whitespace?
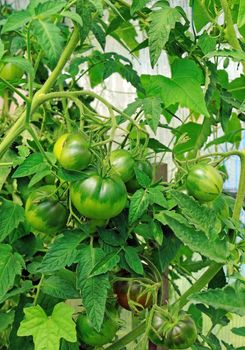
186,164,223,202
0,62,23,81
70,172,127,220
126,160,153,192
149,311,197,349
76,313,118,346
25,186,68,234
110,149,135,182
53,132,91,171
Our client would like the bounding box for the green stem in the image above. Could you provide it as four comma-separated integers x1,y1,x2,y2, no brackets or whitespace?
106,322,146,350
2,89,9,120
0,77,29,104
220,0,244,71
33,274,44,306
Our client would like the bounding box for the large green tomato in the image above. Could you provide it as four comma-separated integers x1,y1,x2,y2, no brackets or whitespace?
25,186,68,234
110,149,135,182
186,164,223,202
149,311,197,349
70,172,127,220
0,62,23,81
126,160,153,192
53,132,91,171
77,314,118,346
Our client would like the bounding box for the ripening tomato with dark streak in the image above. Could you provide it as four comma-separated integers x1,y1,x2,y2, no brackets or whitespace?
25,186,68,234
53,132,91,171
70,171,127,220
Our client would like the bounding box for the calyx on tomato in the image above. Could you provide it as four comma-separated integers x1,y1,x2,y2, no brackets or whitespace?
186,164,223,202
70,171,127,220
126,160,153,192
149,310,197,349
110,149,135,182
114,278,153,312
25,186,68,234
53,132,91,171
76,313,118,346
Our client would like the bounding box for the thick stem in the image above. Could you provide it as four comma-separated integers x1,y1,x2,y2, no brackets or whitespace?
106,322,146,350
220,0,245,72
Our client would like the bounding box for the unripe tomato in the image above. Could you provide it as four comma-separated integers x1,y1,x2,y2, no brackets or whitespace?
149,311,197,349
186,164,223,202
53,132,91,171
126,160,153,192
0,62,23,81
114,280,152,311
110,149,135,182
76,313,118,346
70,172,127,220
25,186,68,234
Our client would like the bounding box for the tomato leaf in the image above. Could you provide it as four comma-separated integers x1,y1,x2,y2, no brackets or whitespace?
141,59,209,117
149,2,181,67
148,187,168,208
0,198,24,242
31,19,64,68
76,246,110,331
12,153,53,178
190,280,245,317
1,10,32,33
163,211,230,263
35,1,66,17
129,189,150,225
0,39,4,60
89,250,120,276
131,0,149,15
38,231,85,273
17,303,77,350
143,97,162,133
134,167,151,188
231,327,245,337
170,190,222,239
42,274,80,300
0,244,24,300
76,0,94,43
124,246,144,275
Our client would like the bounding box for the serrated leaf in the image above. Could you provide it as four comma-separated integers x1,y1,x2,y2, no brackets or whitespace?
163,211,230,263
91,22,106,49
134,167,151,188
12,152,52,178
76,0,93,43
0,280,33,304
143,97,162,133
0,198,24,242
1,10,31,33
149,4,181,67
17,303,76,350
28,168,51,188
141,59,209,117
147,138,171,153
42,275,80,299
89,250,120,276
61,11,83,27
76,246,110,331
35,1,66,16
170,190,222,239
124,246,144,274
131,0,149,15
191,281,245,316
31,19,64,67
0,244,24,300
150,220,163,245
148,187,168,208
129,189,150,225
38,231,85,273
205,50,245,62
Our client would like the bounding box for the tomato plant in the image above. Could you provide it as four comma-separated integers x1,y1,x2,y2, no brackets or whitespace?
0,1,244,350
